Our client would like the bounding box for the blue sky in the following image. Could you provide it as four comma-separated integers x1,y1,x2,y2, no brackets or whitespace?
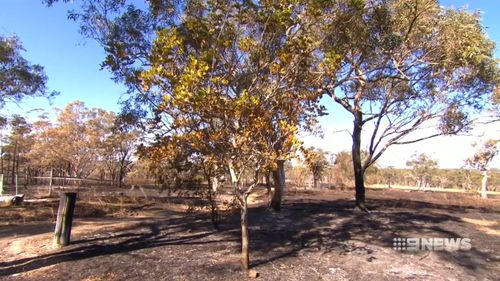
1,0,126,115
0,0,499,168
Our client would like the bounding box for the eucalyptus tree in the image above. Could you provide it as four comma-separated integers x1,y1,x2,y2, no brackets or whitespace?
303,147,330,188
4,115,33,184
139,1,323,270
406,153,438,189
316,0,499,210
0,35,57,108
466,139,498,198
46,0,323,272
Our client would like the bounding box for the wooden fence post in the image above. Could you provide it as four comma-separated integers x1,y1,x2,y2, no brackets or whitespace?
54,192,77,246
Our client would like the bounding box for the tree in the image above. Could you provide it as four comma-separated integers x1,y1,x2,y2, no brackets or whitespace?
331,150,378,189
108,113,140,188
303,147,329,188
466,139,498,198
316,0,499,210
406,153,437,189
49,0,323,272
28,113,60,195
0,35,57,108
140,2,321,271
4,115,33,185
383,166,395,188
332,151,354,188
28,101,121,184
55,101,102,179
0,115,9,175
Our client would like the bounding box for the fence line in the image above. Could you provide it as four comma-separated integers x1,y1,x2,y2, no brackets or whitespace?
30,176,113,183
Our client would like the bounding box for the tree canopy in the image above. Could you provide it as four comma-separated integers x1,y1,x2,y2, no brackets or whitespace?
0,35,57,109
44,0,499,268
314,0,499,209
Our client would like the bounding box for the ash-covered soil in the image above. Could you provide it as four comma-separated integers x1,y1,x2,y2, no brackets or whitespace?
1,188,499,281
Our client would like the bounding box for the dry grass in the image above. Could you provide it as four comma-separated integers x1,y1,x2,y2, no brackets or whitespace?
367,184,500,195
461,217,500,236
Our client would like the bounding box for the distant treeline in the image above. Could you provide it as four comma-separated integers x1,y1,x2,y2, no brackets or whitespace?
286,150,499,192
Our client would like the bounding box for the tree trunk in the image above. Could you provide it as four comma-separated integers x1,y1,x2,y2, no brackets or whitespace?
48,167,53,197
118,166,124,188
14,174,18,195
209,189,219,229
352,111,367,211
481,170,488,199
118,155,127,188
205,174,219,229
0,174,4,195
15,154,19,184
313,176,318,189
1,144,3,174
11,141,17,184
24,170,29,189
240,196,249,271
270,160,285,211
265,172,271,205
54,192,77,246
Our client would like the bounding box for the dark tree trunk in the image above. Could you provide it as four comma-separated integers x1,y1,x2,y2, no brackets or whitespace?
209,189,219,229
205,174,219,229
118,167,124,188
265,171,271,202
0,145,3,174
352,111,367,211
54,192,77,246
240,196,249,271
270,160,285,211
118,156,126,188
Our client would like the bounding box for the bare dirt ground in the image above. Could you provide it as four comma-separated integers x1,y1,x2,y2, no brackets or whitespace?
0,186,499,281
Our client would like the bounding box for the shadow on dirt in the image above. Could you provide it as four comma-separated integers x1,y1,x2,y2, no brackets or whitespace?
1,198,498,277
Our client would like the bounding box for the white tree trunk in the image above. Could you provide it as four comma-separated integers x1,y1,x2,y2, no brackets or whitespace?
481,170,488,199
212,176,219,193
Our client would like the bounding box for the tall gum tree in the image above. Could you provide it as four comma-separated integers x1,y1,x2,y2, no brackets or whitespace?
315,0,499,210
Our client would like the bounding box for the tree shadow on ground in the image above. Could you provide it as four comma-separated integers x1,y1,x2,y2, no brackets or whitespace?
0,223,54,239
0,198,498,278
0,211,239,276
244,198,499,276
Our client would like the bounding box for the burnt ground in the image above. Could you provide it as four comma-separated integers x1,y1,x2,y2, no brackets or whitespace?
0,187,499,281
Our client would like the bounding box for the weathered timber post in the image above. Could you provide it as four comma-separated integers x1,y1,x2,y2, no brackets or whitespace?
54,192,77,246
